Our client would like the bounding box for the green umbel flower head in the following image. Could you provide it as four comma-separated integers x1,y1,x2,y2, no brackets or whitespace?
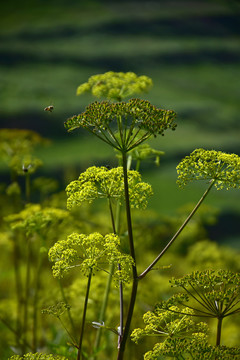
48,232,134,284
143,336,240,360
168,269,240,318
5,204,68,237
65,99,176,152
76,71,153,101
177,148,240,190
131,305,207,344
66,166,153,210
42,302,71,318
0,129,48,169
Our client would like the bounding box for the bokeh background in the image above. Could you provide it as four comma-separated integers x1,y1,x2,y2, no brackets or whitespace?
1,0,240,246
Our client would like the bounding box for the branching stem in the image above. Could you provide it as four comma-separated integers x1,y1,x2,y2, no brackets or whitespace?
138,179,216,280
77,269,92,360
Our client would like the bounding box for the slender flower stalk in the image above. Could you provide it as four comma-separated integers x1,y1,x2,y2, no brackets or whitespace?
77,268,92,360
93,197,124,357
138,179,216,280
93,263,114,356
59,279,76,335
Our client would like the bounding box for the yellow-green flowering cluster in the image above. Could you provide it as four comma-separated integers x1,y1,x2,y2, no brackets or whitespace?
66,166,153,210
8,354,68,360
64,99,176,150
48,232,134,284
5,204,68,237
143,336,240,360
0,129,48,172
131,305,207,344
169,270,240,315
76,71,153,101
177,148,240,190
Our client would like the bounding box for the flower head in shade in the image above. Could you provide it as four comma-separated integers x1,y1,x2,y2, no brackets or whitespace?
177,148,240,190
65,99,176,152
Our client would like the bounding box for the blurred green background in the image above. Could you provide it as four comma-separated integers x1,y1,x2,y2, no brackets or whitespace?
1,0,240,245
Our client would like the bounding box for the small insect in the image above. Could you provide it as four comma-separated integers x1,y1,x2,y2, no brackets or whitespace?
44,105,54,112
22,164,32,173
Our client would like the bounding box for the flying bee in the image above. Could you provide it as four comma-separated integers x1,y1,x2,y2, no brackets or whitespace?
44,105,54,112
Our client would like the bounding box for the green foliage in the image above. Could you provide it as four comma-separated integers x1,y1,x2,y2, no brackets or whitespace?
66,166,153,210
177,149,240,190
76,71,153,101
48,232,134,283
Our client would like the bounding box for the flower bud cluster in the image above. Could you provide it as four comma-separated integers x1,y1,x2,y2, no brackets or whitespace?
76,71,153,100
177,148,240,190
66,166,153,210
41,301,71,318
48,232,134,284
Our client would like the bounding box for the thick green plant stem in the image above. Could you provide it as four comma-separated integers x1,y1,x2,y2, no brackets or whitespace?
138,179,216,280
77,269,92,360
216,316,223,346
117,151,138,359
121,151,137,276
